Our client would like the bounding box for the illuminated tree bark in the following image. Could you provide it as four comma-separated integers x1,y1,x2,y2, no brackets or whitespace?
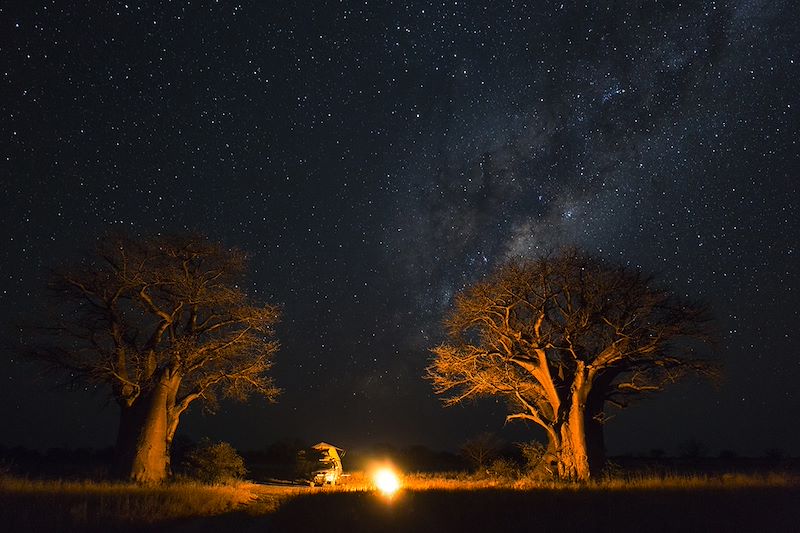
115,372,177,482
427,249,715,481
22,234,281,483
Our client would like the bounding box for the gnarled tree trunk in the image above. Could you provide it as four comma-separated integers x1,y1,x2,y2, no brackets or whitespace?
584,390,607,475
555,368,592,481
164,376,185,477
557,405,591,481
114,372,179,483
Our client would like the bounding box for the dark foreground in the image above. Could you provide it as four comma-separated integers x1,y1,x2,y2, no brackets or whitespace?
276,488,799,533
150,487,798,533
4,485,799,532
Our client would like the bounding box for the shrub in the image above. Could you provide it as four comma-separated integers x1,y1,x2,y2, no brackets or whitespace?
487,458,519,480
517,441,548,472
516,441,559,482
182,440,247,484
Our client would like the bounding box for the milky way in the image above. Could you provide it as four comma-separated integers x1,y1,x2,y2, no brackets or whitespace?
1,1,797,455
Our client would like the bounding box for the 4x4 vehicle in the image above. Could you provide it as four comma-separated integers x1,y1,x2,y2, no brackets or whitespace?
298,442,344,486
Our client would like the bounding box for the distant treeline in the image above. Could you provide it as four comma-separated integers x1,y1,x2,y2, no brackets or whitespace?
1,441,797,481
0,445,115,479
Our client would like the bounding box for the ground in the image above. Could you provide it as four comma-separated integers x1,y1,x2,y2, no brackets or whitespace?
2,474,799,532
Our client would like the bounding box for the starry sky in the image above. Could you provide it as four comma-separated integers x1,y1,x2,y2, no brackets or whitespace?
1,1,798,457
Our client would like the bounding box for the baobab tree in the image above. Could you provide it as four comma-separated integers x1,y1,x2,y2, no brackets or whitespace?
427,249,715,481
21,233,280,483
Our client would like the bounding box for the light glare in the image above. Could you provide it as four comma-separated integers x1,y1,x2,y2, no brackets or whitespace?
373,467,400,496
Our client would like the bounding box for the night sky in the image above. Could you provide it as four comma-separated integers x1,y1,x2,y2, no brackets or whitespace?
1,1,798,458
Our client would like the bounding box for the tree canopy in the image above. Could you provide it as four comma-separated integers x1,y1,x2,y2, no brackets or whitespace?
21,233,280,482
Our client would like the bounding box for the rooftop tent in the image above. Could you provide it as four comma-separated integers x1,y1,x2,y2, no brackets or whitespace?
307,442,345,485
312,442,345,454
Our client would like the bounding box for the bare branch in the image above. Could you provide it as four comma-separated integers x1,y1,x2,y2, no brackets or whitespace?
20,232,282,416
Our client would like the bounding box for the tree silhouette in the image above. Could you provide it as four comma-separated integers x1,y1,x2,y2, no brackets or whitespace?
20,233,280,483
427,248,715,481
461,432,502,471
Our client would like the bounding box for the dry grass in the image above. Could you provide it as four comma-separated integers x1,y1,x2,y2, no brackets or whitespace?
393,471,510,491
0,477,257,530
584,471,799,490
2,471,797,532
242,483,308,513
336,470,517,491
338,469,799,492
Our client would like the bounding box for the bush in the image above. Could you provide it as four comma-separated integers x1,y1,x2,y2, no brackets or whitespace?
182,440,247,484
487,458,519,480
517,441,557,482
517,441,547,472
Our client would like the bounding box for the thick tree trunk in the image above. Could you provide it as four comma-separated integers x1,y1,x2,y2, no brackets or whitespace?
165,407,183,476
557,403,591,481
114,372,178,483
164,377,184,476
584,391,607,475
556,368,592,481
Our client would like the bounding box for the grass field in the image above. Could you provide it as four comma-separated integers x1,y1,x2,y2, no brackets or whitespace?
0,477,277,531
2,472,798,532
